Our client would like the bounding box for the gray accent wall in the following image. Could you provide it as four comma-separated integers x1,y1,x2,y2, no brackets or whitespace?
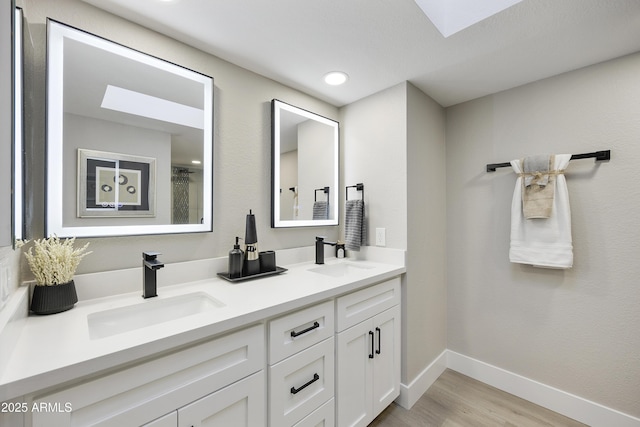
446,52,640,417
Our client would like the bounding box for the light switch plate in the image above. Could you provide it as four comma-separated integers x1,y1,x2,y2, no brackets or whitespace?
375,228,386,247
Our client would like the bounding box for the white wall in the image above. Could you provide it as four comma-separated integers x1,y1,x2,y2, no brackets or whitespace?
298,120,334,220
446,52,640,418
340,83,407,249
279,150,297,220
341,82,448,392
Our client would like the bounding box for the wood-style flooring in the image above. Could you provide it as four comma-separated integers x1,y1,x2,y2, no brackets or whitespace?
369,369,588,427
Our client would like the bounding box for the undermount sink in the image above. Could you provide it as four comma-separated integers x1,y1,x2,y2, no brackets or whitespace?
308,262,375,277
87,292,225,340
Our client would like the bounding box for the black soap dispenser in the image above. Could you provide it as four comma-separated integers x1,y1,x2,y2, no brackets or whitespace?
243,210,260,276
228,237,244,279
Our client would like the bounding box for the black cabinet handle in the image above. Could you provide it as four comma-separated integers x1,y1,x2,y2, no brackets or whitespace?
375,327,381,355
290,321,320,338
369,331,375,359
290,373,320,394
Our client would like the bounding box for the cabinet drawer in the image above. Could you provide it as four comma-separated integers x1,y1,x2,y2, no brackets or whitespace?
269,338,334,427
336,278,400,332
292,398,335,427
269,300,334,364
32,324,264,427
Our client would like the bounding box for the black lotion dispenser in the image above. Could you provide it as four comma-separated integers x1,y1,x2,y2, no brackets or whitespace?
243,210,260,276
228,236,244,279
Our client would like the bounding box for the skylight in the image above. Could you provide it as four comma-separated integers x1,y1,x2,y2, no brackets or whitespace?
101,85,204,129
414,0,524,38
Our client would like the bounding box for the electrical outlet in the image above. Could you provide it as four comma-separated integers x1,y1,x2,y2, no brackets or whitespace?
375,228,386,247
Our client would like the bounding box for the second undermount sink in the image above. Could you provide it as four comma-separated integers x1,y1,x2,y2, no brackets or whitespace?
308,262,375,277
87,292,225,340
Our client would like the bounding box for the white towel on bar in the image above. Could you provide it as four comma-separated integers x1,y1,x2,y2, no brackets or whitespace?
345,199,365,251
509,154,573,269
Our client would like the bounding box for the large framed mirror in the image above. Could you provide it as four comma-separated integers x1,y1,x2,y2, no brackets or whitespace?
13,6,23,243
271,99,339,228
46,20,213,238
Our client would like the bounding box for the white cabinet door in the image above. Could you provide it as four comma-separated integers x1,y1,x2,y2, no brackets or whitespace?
178,371,265,427
336,319,373,427
371,305,401,416
336,305,401,427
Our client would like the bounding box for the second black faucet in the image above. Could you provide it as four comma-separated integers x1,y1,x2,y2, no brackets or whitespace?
315,236,337,265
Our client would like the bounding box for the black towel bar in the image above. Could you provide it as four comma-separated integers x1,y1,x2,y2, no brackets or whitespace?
486,150,610,172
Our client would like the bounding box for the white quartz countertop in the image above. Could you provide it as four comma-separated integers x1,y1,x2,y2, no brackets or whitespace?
0,254,405,401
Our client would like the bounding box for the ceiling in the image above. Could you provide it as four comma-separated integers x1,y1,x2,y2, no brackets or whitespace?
83,0,640,108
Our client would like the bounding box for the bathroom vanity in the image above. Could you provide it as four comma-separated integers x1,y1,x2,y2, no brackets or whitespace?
0,248,404,427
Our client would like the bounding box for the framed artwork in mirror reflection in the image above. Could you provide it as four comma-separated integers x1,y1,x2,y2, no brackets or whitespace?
77,149,156,218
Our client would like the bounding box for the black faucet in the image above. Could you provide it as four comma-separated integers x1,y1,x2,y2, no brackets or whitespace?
315,236,337,265
142,251,164,298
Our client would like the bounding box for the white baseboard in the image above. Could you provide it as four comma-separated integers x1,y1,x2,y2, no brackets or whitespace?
398,350,640,427
396,349,447,409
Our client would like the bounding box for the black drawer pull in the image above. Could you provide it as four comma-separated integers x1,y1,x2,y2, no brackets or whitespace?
291,321,320,338
369,331,375,359
290,373,320,394
375,327,381,354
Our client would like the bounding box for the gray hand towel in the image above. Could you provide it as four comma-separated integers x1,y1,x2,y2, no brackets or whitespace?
522,154,555,219
312,201,329,220
523,155,551,187
345,199,365,251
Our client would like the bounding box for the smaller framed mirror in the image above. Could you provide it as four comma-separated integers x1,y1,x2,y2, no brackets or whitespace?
271,99,339,228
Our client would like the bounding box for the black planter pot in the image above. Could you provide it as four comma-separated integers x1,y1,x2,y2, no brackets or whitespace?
30,280,78,315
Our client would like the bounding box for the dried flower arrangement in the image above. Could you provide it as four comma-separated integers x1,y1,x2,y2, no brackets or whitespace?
24,236,92,286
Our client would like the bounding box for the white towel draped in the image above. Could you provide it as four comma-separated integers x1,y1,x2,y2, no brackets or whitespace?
509,154,573,269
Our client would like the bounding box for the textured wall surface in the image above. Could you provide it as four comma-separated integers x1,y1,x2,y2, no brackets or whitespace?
340,83,407,250
406,82,447,384
18,0,339,276
446,52,640,417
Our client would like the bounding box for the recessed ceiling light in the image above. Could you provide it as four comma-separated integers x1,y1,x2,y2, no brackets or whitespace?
191,160,201,165
324,71,349,86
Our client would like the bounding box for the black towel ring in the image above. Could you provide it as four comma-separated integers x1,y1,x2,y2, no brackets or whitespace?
314,187,330,202
346,183,364,201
